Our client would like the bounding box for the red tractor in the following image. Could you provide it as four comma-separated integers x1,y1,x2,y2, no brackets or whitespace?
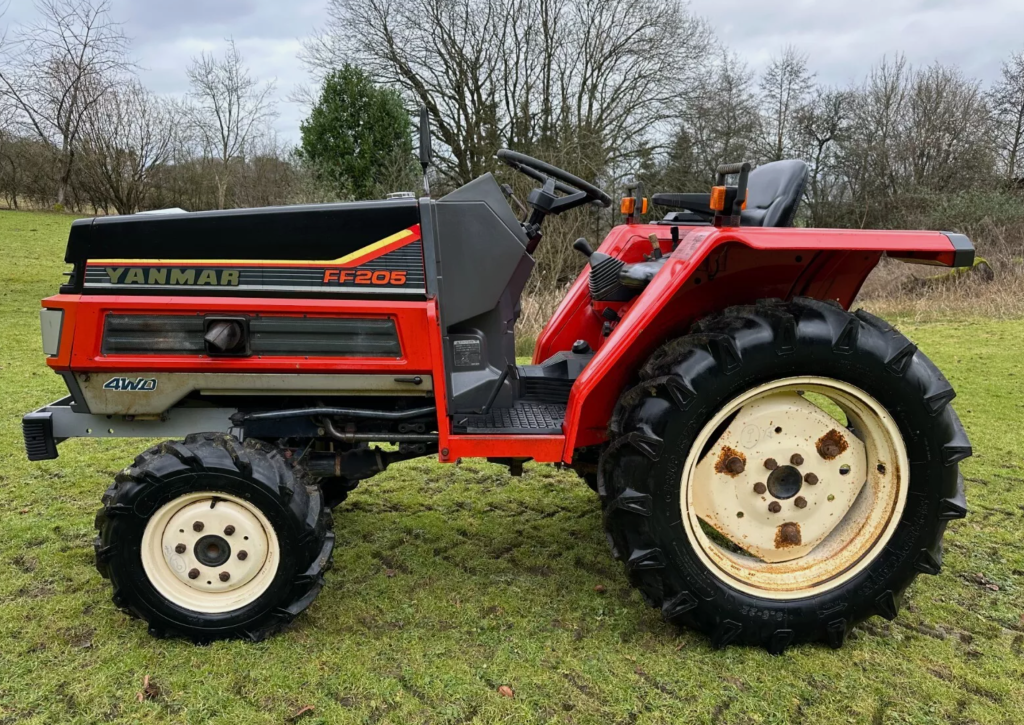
24,122,971,652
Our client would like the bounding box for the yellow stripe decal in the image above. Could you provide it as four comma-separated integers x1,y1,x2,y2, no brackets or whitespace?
90,229,415,266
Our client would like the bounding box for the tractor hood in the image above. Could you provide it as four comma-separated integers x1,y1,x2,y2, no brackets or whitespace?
60,196,428,298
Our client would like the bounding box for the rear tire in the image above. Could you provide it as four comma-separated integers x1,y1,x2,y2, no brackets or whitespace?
94,433,334,642
599,299,970,652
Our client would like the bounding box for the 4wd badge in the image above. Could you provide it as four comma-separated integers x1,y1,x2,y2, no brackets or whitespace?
103,377,158,392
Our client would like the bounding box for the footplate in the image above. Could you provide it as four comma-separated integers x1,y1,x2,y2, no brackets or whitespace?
454,402,565,434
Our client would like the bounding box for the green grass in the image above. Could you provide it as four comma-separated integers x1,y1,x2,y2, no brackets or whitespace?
1,209,1023,724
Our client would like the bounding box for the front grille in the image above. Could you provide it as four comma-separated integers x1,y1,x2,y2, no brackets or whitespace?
250,318,400,356
101,314,401,357
102,315,205,354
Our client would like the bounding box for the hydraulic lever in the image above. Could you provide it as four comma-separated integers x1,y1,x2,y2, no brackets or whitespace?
573,237,594,260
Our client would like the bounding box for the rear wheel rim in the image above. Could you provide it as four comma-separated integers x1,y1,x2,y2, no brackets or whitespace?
141,491,280,613
680,376,909,599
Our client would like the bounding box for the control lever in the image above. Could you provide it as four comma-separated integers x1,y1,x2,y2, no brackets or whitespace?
501,183,529,218
647,234,663,260
573,237,594,260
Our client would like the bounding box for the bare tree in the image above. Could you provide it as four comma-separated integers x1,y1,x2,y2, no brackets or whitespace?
683,53,760,181
304,0,712,187
185,38,277,209
988,49,1024,182
77,80,176,214
0,0,131,207
904,64,991,192
794,87,852,225
758,46,814,161
835,56,996,228
0,97,22,208
839,55,912,222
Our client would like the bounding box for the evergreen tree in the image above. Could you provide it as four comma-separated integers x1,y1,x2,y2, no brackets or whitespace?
299,65,416,199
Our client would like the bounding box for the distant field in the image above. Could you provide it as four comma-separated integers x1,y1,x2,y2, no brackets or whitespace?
1,209,1023,724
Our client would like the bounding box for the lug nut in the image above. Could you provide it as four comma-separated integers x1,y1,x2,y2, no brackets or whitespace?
764,458,778,471
192,521,204,532
725,456,745,474
224,525,235,536
175,543,186,554
188,568,200,580
768,501,782,513
804,473,819,485
794,496,808,509
753,482,767,495
790,453,804,466
219,571,231,582
819,442,841,459
237,550,248,561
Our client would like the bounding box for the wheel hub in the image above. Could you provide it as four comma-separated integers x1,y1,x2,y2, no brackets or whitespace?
141,491,280,613
766,465,802,500
161,498,269,593
194,534,231,567
682,377,907,597
691,389,868,563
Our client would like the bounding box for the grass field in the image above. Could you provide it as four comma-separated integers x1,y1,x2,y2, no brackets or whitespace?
1,209,1023,724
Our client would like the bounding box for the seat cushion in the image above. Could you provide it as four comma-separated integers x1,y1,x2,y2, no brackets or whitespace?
740,160,809,228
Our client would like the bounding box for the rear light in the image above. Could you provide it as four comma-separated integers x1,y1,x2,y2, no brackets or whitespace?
40,308,64,357
619,197,648,214
709,186,726,211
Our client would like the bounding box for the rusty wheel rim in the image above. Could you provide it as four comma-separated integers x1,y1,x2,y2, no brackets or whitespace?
680,377,908,599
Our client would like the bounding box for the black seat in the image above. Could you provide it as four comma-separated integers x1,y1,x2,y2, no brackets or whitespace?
654,159,809,228
739,159,808,228
615,160,811,293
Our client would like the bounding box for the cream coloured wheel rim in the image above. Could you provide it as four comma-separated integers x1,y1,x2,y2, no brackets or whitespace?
680,376,909,599
141,492,281,614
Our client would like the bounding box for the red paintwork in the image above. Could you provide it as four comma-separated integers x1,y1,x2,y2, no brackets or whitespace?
538,223,960,460
43,221,961,466
43,295,437,374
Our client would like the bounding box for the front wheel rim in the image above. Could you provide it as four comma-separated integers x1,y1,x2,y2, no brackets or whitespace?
141,491,281,613
680,376,909,600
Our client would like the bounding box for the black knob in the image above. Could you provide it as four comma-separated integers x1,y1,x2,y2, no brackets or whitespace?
573,237,594,258
571,340,591,354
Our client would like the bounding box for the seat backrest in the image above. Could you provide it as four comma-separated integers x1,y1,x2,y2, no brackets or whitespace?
740,160,809,228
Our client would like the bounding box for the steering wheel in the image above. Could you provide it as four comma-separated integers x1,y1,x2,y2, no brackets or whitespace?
497,149,612,210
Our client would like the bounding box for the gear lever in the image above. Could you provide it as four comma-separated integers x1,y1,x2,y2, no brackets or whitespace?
573,237,594,260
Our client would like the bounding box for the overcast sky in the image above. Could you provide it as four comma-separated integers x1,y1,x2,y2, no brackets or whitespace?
5,0,1024,144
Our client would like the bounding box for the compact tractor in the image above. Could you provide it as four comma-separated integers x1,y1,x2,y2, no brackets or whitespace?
23,116,972,652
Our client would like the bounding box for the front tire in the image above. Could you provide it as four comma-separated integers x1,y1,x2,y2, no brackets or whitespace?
94,433,334,642
599,299,971,652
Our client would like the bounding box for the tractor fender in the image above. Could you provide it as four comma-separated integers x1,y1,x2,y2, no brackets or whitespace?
558,225,972,459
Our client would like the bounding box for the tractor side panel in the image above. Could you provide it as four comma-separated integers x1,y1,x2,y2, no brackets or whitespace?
44,295,438,415
557,225,964,458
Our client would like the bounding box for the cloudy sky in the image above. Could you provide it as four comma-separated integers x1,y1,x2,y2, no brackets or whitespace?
5,0,1024,143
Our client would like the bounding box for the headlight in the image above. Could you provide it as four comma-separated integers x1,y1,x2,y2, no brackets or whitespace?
40,308,64,357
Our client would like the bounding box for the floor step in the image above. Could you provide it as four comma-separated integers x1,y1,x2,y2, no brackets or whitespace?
454,402,565,434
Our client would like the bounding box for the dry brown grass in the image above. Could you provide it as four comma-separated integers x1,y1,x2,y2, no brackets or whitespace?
857,257,1024,323
517,281,575,356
